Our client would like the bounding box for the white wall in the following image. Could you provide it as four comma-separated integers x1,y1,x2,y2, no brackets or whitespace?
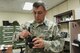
68,0,80,10
0,0,80,26
47,0,80,22
0,12,34,26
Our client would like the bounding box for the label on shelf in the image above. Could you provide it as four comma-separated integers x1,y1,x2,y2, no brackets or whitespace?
78,34,80,41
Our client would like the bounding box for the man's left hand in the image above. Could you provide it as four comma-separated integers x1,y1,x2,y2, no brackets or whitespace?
32,37,44,48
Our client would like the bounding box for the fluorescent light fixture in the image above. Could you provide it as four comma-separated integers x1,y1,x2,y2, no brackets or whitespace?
23,2,33,10
38,0,43,3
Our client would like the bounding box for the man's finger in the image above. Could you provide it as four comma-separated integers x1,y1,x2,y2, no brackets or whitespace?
33,39,40,44
32,37,39,42
33,44,40,48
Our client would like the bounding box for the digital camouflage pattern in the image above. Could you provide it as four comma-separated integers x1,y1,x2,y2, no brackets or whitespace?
24,20,64,53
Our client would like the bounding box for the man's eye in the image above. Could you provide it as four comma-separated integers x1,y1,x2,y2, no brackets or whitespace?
34,12,42,15
34,12,36,14
38,12,42,14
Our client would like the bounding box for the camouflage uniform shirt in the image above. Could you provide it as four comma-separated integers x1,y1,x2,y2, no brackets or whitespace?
23,20,64,53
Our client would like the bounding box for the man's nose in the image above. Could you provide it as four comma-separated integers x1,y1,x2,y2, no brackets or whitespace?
35,13,39,17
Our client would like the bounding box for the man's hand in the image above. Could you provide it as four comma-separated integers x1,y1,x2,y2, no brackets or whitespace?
32,37,44,48
19,30,31,39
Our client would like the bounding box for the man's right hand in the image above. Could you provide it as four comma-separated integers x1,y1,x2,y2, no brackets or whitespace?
19,30,31,39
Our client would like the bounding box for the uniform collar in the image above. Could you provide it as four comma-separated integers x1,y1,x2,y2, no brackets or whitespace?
33,20,48,27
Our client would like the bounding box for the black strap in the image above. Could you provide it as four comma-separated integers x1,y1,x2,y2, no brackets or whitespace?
28,26,30,32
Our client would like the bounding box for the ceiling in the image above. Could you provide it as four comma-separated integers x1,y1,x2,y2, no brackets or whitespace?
0,0,66,13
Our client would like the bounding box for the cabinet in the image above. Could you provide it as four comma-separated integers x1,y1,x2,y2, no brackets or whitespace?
13,26,25,49
70,20,80,53
0,26,25,48
2,26,14,44
54,10,75,24
54,9,80,53
54,10,75,53
0,26,3,44
54,10,75,40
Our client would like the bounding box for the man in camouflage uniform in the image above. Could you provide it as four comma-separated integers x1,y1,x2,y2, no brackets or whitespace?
18,2,64,53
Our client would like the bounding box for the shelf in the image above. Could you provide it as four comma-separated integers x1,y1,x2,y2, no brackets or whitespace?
15,32,20,34
3,33,13,36
15,26,20,27
72,43,79,47
3,26,13,27
54,10,73,17
58,19,80,24
70,19,80,22
54,10,75,24
58,21,69,24
3,32,13,33
64,38,70,42
16,43,25,46
0,25,23,48
3,40,12,42
3,36,12,38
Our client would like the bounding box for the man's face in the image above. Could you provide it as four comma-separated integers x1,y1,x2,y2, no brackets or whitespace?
33,6,47,23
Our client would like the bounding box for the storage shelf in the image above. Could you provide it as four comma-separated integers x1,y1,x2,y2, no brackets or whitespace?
3,36,13,38
58,19,80,24
3,26,13,27
16,43,25,45
58,21,69,24
64,38,70,42
72,43,79,47
54,10,73,17
54,10,75,24
3,40,12,42
3,32,13,33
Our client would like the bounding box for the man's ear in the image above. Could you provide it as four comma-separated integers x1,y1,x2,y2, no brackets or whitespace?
45,10,47,15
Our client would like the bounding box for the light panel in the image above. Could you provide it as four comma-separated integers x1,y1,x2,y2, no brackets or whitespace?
23,2,33,10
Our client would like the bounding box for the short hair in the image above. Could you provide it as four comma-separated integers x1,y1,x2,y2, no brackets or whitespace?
33,2,46,10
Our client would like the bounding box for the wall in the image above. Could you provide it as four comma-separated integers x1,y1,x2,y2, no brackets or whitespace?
0,12,34,26
0,0,80,26
68,0,80,10
47,0,80,23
